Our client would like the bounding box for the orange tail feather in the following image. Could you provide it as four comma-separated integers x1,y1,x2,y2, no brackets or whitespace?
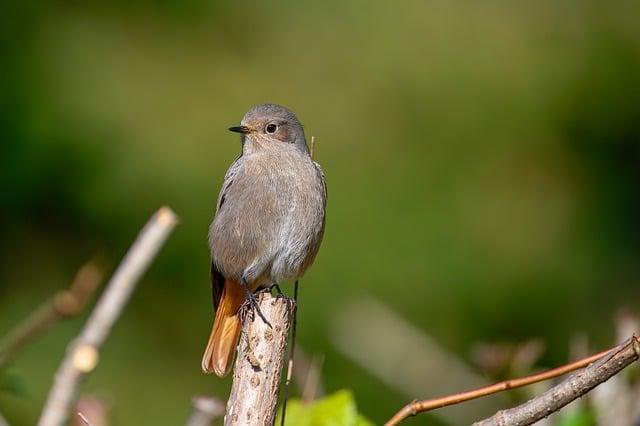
202,279,245,376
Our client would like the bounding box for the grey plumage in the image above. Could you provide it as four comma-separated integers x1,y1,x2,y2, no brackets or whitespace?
202,104,326,375
209,104,326,289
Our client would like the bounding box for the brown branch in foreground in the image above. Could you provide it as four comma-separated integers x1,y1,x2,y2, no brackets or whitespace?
0,260,103,367
225,293,295,426
473,335,640,426
38,207,178,426
385,343,616,426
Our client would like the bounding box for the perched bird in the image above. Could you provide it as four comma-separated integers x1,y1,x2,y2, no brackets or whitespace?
202,104,326,376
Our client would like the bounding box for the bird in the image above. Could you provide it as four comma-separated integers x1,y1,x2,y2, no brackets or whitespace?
202,104,326,377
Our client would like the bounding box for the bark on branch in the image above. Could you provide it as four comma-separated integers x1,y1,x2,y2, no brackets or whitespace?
386,335,640,425
225,293,295,426
38,207,178,426
474,335,640,426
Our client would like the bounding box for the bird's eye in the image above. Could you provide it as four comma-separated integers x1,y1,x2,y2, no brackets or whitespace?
265,123,278,134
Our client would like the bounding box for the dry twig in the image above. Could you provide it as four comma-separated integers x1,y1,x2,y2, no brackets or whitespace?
73,395,109,426
225,292,295,425
38,207,178,426
473,335,640,425
0,260,103,367
386,345,614,425
310,136,316,159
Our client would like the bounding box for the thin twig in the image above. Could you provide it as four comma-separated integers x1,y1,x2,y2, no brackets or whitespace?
310,136,316,159
280,280,299,426
38,207,178,426
76,412,91,426
0,260,103,367
473,335,640,426
386,345,614,425
185,395,225,426
73,395,109,426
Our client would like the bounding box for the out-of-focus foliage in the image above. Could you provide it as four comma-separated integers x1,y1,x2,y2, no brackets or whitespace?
556,410,596,426
1,0,639,424
275,390,373,426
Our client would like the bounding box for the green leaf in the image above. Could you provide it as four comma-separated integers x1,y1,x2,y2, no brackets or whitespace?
356,413,376,426
556,408,596,426
276,390,373,426
311,390,357,425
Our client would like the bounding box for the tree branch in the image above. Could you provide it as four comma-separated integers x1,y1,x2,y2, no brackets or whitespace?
38,207,178,426
385,343,620,425
0,260,103,367
473,335,640,426
225,292,295,425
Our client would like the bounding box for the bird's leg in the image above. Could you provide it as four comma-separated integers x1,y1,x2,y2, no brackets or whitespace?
241,278,272,328
269,283,283,297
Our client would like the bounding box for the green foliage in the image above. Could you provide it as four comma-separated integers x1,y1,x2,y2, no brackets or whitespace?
0,369,28,397
276,390,374,426
556,408,596,426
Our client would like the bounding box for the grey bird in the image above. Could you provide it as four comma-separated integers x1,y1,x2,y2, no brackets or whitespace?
202,104,326,376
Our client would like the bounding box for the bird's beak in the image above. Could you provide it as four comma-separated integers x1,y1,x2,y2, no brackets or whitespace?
228,125,251,134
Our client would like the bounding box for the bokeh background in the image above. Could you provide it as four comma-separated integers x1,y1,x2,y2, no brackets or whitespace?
1,0,639,424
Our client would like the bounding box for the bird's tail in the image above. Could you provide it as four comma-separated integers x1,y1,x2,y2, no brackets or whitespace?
201,279,245,376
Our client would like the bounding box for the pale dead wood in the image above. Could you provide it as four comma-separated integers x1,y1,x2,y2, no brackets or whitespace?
473,335,640,426
186,395,225,426
0,260,103,367
225,293,295,426
38,207,178,426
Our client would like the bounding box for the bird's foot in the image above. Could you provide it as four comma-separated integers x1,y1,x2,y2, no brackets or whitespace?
241,279,272,328
269,283,284,297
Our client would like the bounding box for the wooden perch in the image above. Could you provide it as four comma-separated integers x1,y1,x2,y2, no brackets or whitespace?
473,335,640,426
38,207,178,426
225,292,295,426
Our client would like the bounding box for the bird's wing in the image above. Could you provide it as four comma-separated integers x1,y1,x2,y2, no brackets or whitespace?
216,155,243,211
313,160,328,207
210,156,243,310
210,261,225,310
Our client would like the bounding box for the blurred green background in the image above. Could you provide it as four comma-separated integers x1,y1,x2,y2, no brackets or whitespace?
1,0,639,424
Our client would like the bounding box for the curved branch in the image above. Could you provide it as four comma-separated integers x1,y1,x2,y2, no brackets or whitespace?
386,340,627,425
473,335,640,426
0,260,103,367
38,207,178,426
